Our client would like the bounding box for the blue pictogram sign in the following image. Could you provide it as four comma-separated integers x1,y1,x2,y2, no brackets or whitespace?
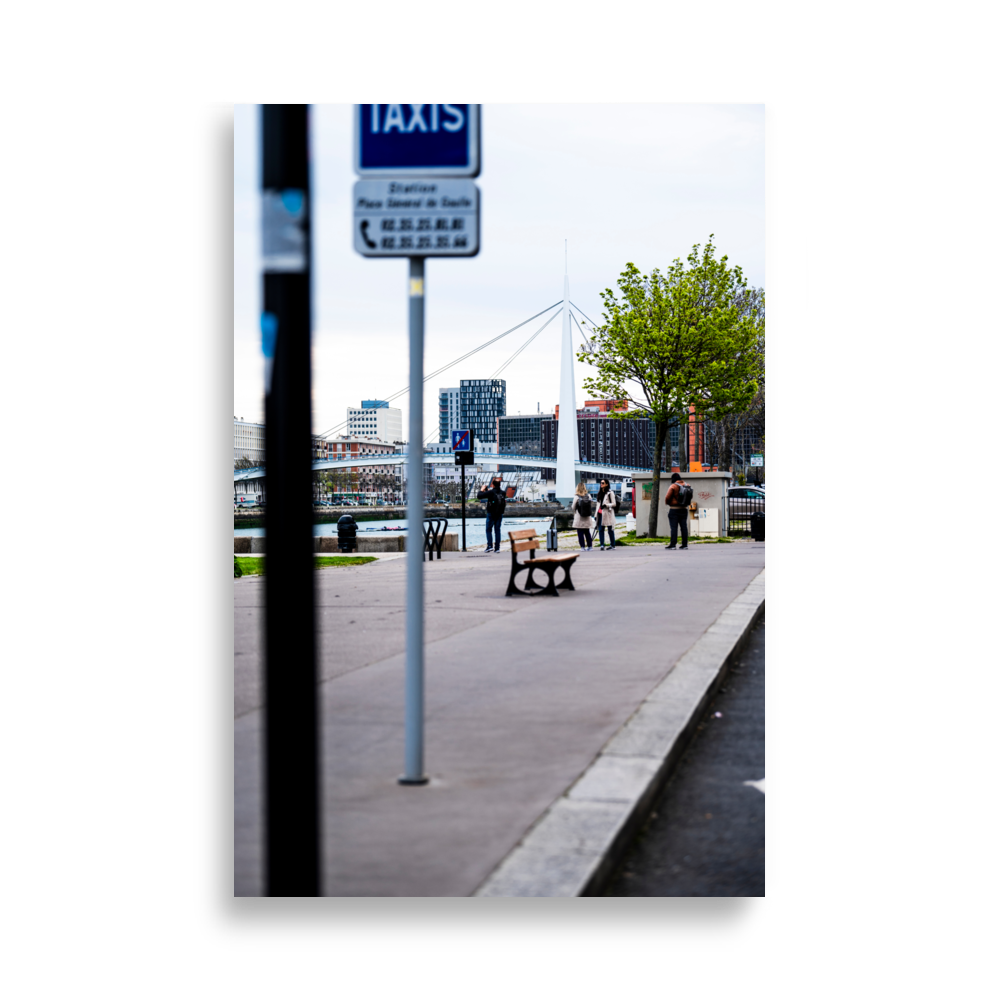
355,105,481,178
452,429,472,452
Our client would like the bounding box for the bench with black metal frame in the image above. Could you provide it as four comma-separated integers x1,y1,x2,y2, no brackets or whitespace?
506,529,578,597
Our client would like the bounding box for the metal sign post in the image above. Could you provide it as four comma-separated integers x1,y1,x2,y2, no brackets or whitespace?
260,104,320,895
400,257,428,785
452,429,472,553
353,105,481,787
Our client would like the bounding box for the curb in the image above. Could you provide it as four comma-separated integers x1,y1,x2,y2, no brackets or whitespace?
473,568,765,897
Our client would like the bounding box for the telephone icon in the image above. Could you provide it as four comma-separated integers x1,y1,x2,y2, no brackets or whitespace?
360,219,377,249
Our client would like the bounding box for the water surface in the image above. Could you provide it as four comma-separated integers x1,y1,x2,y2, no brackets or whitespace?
234,514,627,548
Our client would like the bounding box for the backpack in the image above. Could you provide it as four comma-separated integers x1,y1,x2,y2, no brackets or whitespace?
676,483,694,507
612,492,621,512
576,495,593,518
487,489,506,516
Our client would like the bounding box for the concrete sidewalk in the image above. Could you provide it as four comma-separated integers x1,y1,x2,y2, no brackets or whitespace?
235,540,765,896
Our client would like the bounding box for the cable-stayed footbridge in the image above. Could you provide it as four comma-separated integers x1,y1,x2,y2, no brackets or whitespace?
235,256,658,493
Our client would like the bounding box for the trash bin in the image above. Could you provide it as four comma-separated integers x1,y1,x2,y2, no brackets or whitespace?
750,511,765,541
337,514,358,552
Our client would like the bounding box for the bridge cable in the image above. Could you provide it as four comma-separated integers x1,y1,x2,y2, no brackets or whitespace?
490,308,561,379
569,310,595,354
570,301,602,330
315,301,562,439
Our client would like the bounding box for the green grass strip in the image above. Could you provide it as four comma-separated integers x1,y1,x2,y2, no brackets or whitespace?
234,555,376,577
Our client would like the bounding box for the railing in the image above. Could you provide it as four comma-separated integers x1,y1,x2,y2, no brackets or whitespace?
237,454,654,481
725,491,765,537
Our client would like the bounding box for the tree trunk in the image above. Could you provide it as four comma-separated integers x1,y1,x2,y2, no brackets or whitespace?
679,408,689,473
647,418,668,538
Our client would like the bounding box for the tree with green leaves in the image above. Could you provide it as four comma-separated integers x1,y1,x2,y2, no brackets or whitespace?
579,237,763,537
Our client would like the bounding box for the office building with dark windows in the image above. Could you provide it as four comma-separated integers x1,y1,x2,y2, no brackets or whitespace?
497,413,552,456
498,412,554,475
541,408,670,472
459,378,506,446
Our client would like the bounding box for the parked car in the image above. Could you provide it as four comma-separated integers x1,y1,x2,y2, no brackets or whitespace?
726,485,765,522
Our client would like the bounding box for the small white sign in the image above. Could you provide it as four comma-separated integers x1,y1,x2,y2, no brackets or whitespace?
750,454,764,467
353,179,479,257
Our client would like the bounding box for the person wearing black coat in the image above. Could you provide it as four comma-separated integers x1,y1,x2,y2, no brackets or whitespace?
664,471,691,550
477,476,507,552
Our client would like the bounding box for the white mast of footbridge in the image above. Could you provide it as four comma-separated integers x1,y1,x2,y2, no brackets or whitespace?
555,240,580,505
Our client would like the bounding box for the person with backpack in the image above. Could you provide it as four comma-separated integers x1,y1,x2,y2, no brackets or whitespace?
571,481,596,551
477,475,507,553
596,478,618,550
664,472,693,550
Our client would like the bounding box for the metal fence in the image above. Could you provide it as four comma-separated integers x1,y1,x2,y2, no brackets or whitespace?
726,490,765,537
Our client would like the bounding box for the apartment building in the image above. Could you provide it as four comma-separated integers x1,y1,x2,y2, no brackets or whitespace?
323,435,402,498
346,400,403,444
438,386,462,443
234,417,265,465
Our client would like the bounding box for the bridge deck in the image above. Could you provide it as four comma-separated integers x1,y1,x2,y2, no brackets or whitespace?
235,453,647,482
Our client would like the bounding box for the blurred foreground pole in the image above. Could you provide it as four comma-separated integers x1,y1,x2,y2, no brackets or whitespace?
261,104,320,895
400,257,428,784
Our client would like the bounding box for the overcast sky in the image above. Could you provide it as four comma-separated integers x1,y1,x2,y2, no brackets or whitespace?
234,104,763,440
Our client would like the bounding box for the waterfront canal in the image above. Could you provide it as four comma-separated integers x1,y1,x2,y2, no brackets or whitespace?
234,515,628,549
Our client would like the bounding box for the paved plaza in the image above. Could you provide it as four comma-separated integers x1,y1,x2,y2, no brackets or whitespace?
235,538,765,896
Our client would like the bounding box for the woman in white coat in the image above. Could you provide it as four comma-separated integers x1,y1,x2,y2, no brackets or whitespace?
596,478,618,550
571,481,595,551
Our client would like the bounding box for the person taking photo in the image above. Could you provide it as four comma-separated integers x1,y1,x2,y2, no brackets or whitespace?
477,476,507,553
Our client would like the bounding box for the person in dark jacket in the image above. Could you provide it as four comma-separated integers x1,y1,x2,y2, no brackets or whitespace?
477,476,507,553
596,479,617,550
664,471,690,550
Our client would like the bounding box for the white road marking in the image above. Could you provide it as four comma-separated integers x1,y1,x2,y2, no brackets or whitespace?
743,778,765,794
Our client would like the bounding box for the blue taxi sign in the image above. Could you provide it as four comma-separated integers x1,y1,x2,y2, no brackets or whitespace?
355,105,481,178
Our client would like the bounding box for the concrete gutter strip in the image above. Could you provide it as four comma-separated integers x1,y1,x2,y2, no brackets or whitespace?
473,568,765,897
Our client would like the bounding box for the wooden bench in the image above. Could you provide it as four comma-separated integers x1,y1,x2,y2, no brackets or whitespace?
506,529,579,597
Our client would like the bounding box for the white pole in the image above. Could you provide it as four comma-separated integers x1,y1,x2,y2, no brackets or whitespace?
555,241,578,504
